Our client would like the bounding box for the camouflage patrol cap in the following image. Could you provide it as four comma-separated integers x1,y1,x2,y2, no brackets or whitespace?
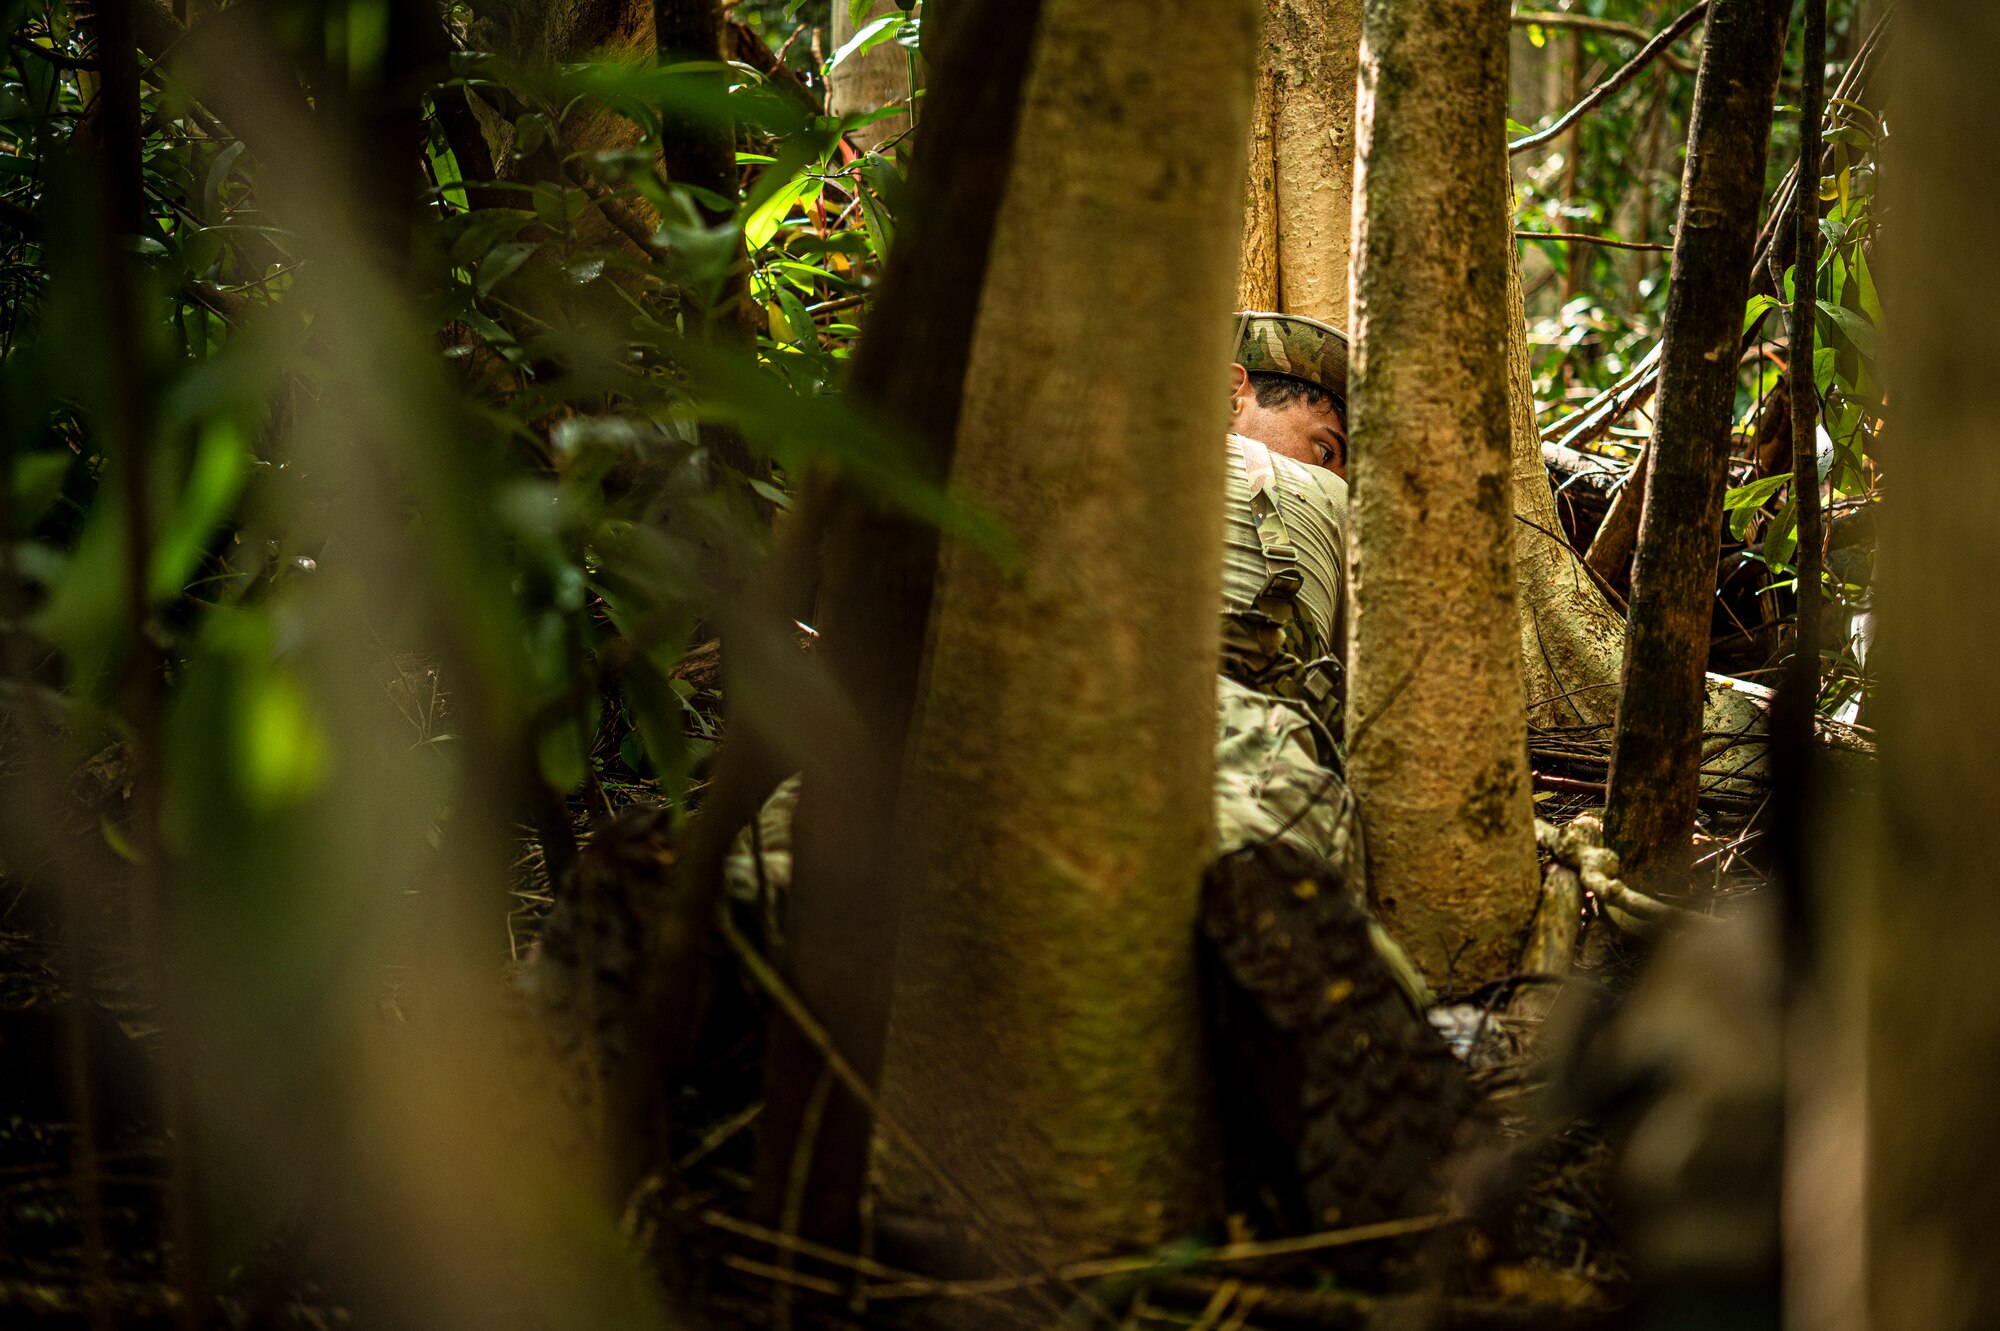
1233,311,1351,404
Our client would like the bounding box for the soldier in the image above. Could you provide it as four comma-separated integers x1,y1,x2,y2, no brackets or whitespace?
1213,312,1430,991
731,310,1383,926
1216,312,1354,825
1230,309,1351,479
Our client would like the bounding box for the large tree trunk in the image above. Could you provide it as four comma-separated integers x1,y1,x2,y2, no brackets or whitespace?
1604,0,1789,886
1347,0,1539,988
1867,5,2000,1326
830,1,919,154
1237,0,1363,321
872,0,1258,1262
747,0,1046,1252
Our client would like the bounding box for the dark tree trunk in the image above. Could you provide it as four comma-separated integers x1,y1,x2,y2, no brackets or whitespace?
747,0,1049,1252
654,0,735,213
1603,0,1789,886
1788,0,1825,707
656,0,763,486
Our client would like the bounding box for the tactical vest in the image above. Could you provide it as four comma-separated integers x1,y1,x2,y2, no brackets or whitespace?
1220,435,1348,756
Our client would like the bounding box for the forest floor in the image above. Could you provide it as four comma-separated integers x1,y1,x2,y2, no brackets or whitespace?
0,761,1771,1330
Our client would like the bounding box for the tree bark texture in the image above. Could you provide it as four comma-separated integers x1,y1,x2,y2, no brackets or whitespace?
1236,0,1363,322
749,0,1046,1252
1604,0,1788,886
1505,198,1630,730
873,0,1258,1260
831,0,919,154
1867,6,2000,1327
1583,453,1646,599
1347,0,1539,989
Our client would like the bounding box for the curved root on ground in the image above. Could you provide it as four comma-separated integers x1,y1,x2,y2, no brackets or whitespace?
1533,813,1715,936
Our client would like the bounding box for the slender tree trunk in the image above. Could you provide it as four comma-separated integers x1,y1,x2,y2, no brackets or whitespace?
1605,0,1788,886
1867,5,2000,1327
656,0,735,210
1236,0,1363,321
1788,0,1825,707
873,0,1258,1260
748,0,1046,1252
1559,28,1585,307
830,0,919,154
1348,0,1539,988
1583,453,1646,598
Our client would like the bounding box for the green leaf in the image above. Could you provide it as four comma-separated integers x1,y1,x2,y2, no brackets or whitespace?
9,451,72,531
478,241,540,296
537,717,586,795
1724,473,1790,514
1822,303,1882,360
1762,492,1798,567
151,415,250,603
1853,247,1883,327
744,174,816,252
774,288,816,350
1506,118,1531,135
202,140,247,226
855,181,894,259
1743,293,1780,334
828,14,906,76
514,112,547,158
1813,345,1838,396
445,208,536,267
619,654,690,802
532,181,572,231
241,671,331,812
749,477,792,511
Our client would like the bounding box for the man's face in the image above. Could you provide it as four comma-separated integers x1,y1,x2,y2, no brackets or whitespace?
1228,363,1349,479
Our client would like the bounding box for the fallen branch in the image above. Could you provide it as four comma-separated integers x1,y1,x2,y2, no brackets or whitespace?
1515,229,1673,253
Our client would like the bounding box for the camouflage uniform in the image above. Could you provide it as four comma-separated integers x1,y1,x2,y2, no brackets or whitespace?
1215,311,1355,851
1213,314,1427,1002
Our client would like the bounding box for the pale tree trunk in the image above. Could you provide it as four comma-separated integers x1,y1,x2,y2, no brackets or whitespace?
1347,0,1539,988
1237,0,1363,321
873,0,1258,1261
1867,5,2000,1326
831,1,918,154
